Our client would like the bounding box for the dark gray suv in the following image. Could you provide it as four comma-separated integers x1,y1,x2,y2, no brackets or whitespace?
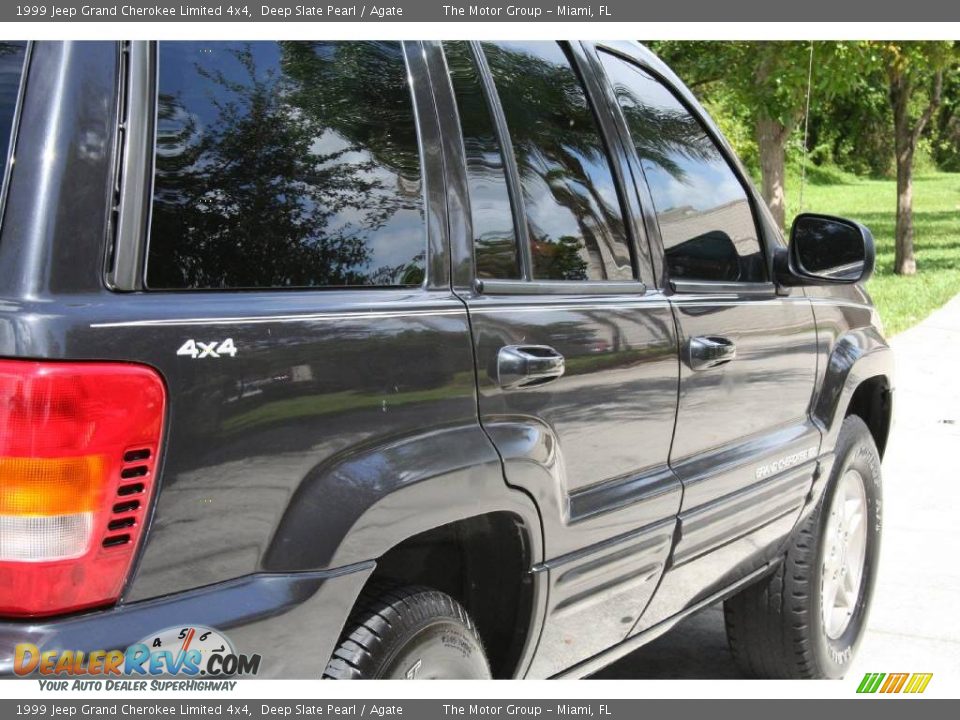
0,40,892,680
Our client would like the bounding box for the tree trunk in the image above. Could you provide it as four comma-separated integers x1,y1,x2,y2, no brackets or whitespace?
756,116,791,231
894,142,916,275
890,71,917,275
889,67,942,276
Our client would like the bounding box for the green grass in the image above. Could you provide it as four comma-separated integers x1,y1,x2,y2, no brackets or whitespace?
786,168,960,336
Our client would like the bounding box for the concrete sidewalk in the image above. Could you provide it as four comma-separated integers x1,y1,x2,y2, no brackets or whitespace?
598,294,960,680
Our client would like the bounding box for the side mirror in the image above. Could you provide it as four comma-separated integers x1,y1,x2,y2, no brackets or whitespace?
777,213,875,286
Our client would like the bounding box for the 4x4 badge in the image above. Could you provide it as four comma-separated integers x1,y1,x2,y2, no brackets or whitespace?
177,338,238,359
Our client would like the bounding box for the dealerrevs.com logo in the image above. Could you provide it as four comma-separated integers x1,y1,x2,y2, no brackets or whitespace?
14,625,261,681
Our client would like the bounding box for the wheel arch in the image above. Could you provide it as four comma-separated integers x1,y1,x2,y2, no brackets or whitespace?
261,422,546,678
812,326,894,457
262,423,544,571
359,511,542,679
844,374,893,458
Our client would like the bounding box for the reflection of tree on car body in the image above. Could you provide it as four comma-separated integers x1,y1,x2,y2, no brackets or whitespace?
152,41,424,290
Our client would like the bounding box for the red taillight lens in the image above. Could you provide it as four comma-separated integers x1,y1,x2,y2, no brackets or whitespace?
0,360,165,617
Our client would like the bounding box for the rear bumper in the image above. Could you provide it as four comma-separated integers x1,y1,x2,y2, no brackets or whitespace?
0,562,373,679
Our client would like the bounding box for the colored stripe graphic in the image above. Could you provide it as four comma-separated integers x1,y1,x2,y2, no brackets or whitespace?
903,673,933,694
857,672,932,694
857,673,885,693
880,673,909,693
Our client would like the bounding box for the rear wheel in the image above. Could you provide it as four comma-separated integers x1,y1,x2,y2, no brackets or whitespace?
324,584,491,679
724,415,882,678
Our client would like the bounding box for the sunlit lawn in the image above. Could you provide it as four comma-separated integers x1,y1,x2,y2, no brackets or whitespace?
784,168,960,336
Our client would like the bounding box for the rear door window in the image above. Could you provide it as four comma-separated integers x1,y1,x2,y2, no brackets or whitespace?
0,42,28,216
444,41,521,281
481,41,633,282
148,41,425,290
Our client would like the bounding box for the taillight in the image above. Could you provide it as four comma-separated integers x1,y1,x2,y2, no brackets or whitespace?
0,360,165,617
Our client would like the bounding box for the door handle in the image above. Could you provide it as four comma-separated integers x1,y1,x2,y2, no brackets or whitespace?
496,345,566,390
687,336,737,370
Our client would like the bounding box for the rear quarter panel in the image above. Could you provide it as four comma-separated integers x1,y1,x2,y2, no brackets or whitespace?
0,42,540,607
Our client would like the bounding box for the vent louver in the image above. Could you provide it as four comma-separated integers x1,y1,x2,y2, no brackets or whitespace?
101,447,154,550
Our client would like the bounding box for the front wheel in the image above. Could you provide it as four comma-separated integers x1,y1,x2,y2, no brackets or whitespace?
324,584,492,679
724,415,882,678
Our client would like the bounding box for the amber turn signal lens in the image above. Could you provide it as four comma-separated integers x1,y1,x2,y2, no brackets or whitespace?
0,456,105,516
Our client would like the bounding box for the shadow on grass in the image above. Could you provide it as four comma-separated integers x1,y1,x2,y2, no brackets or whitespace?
895,254,960,272
801,164,860,186
872,238,960,255
852,210,960,225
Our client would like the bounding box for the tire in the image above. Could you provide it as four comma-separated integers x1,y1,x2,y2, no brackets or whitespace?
323,584,492,679
724,415,882,679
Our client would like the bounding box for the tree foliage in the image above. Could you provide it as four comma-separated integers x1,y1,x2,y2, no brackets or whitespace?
870,41,959,274
647,41,872,228
647,39,960,274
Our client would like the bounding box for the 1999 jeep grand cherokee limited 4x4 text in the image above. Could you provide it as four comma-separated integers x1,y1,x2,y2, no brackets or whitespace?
0,40,892,680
